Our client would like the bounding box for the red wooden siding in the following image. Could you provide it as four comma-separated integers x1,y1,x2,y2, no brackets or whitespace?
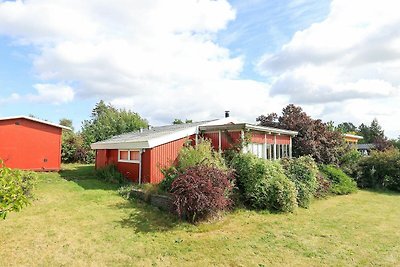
276,135,290,145
145,136,191,184
0,118,62,171
95,149,140,182
202,131,241,150
251,132,276,144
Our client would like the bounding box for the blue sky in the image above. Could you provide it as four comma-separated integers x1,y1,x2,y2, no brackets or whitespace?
0,0,399,138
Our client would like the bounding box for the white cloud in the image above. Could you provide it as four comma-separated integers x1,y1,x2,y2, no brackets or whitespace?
0,0,278,122
258,0,400,137
28,83,75,105
0,93,20,104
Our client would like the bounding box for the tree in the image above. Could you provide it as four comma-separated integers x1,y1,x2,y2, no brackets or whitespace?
81,100,148,148
173,119,193,124
257,104,344,164
59,118,73,131
357,118,391,150
337,122,357,133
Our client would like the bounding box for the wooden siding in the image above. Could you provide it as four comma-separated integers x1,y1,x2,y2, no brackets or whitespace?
0,118,62,171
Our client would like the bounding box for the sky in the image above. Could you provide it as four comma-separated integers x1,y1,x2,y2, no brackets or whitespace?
0,0,399,138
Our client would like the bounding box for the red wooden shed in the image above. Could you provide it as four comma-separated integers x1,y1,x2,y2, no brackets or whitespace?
91,117,298,184
0,116,70,171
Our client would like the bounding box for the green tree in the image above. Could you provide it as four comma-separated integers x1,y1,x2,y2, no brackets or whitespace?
59,118,73,131
81,100,148,148
337,122,357,133
173,119,193,124
257,104,344,164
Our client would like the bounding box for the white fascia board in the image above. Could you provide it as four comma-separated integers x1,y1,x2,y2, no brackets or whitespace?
245,124,298,136
147,127,198,148
344,134,363,139
91,141,149,150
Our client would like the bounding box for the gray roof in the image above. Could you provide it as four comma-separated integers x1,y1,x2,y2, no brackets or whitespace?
91,120,215,149
357,143,375,150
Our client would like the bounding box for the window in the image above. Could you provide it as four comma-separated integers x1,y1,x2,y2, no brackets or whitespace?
118,150,140,163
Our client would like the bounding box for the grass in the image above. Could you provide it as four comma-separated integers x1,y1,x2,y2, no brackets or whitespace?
1,164,400,266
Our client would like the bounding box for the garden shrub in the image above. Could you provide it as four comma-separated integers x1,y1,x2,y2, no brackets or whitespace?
159,166,179,192
170,165,234,223
159,139,227,192
319,165,357,195
96,164,126,184
314,172,332,198
281,156,318,208
176,139,226,172
230,153,296,211
266,175,298,212
358,149,400,191
339,149,362,179
0,161,37,219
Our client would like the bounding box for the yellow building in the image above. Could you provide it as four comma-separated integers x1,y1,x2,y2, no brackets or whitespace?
343,133,363,146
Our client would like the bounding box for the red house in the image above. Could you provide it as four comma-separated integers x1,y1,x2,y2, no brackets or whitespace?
91,115,298,184
0,116,70,171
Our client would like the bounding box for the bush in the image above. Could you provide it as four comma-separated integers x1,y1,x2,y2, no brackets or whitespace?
339,149,362,179
159,139,227,192
170,165,234,223
0,161,37,219
314,172,332,198
319,165,357,195
266,175,298,212
159,166,179,192
358,149,400,191
96,164,126,184
230,153,297,212
281,156,318,208
177,139,226,172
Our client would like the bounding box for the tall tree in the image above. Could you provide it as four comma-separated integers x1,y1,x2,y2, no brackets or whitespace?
337,122,357,133
257,104,344,164
81,100,148,148
59,118,74,131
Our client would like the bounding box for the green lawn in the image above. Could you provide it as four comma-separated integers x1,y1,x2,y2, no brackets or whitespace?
1,164,399,266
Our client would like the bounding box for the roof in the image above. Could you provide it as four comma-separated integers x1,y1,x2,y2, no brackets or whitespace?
0,116,71,130
199,123,298,136
344,133,363,140
357,143,375,150
91,117,298,150
91,119,222,150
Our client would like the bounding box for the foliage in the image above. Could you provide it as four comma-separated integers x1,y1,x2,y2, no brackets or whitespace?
170,165,234,223
81,100,148,149
176,139,226,172
159,166,179,192
59,118,74,130
0,161,37,219
96,164,126,184
230,153,296,212
172,119,193,124
339,149,362,178
257,104,344,164
314,172,332,198
61,129,94,164
281,156,318,208
357,149,400,191
319,165,357,195
266,175,298,212
336,122,357,133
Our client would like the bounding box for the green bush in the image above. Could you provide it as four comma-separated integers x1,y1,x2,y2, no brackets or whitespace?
96,164,126,184
314,172,332,198
281,156,318,208
358,149,400,191
159,139,227,192
177,139,226,172
339,149,362,179
230,153,297,212
266,175,298,212
319,165,357,195
0,161,37,219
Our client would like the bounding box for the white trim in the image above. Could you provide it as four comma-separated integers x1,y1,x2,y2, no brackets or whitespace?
118,149,140,163
218,130,222,153
138,150,142,185
343,133,363,140
0,115,71,130
273,135,277,160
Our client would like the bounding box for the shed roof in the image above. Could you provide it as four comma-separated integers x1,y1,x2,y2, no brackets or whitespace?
199,123,298,136
0,116,71,130
357,143,375,150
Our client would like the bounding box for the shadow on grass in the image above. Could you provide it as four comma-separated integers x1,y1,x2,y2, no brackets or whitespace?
59,164,120,191
361,188,400,196
112,200,182,233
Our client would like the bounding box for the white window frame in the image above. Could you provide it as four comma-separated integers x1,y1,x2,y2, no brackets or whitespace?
118,149,140,163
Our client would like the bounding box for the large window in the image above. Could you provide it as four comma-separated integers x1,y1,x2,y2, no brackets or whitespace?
118,150,140,163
